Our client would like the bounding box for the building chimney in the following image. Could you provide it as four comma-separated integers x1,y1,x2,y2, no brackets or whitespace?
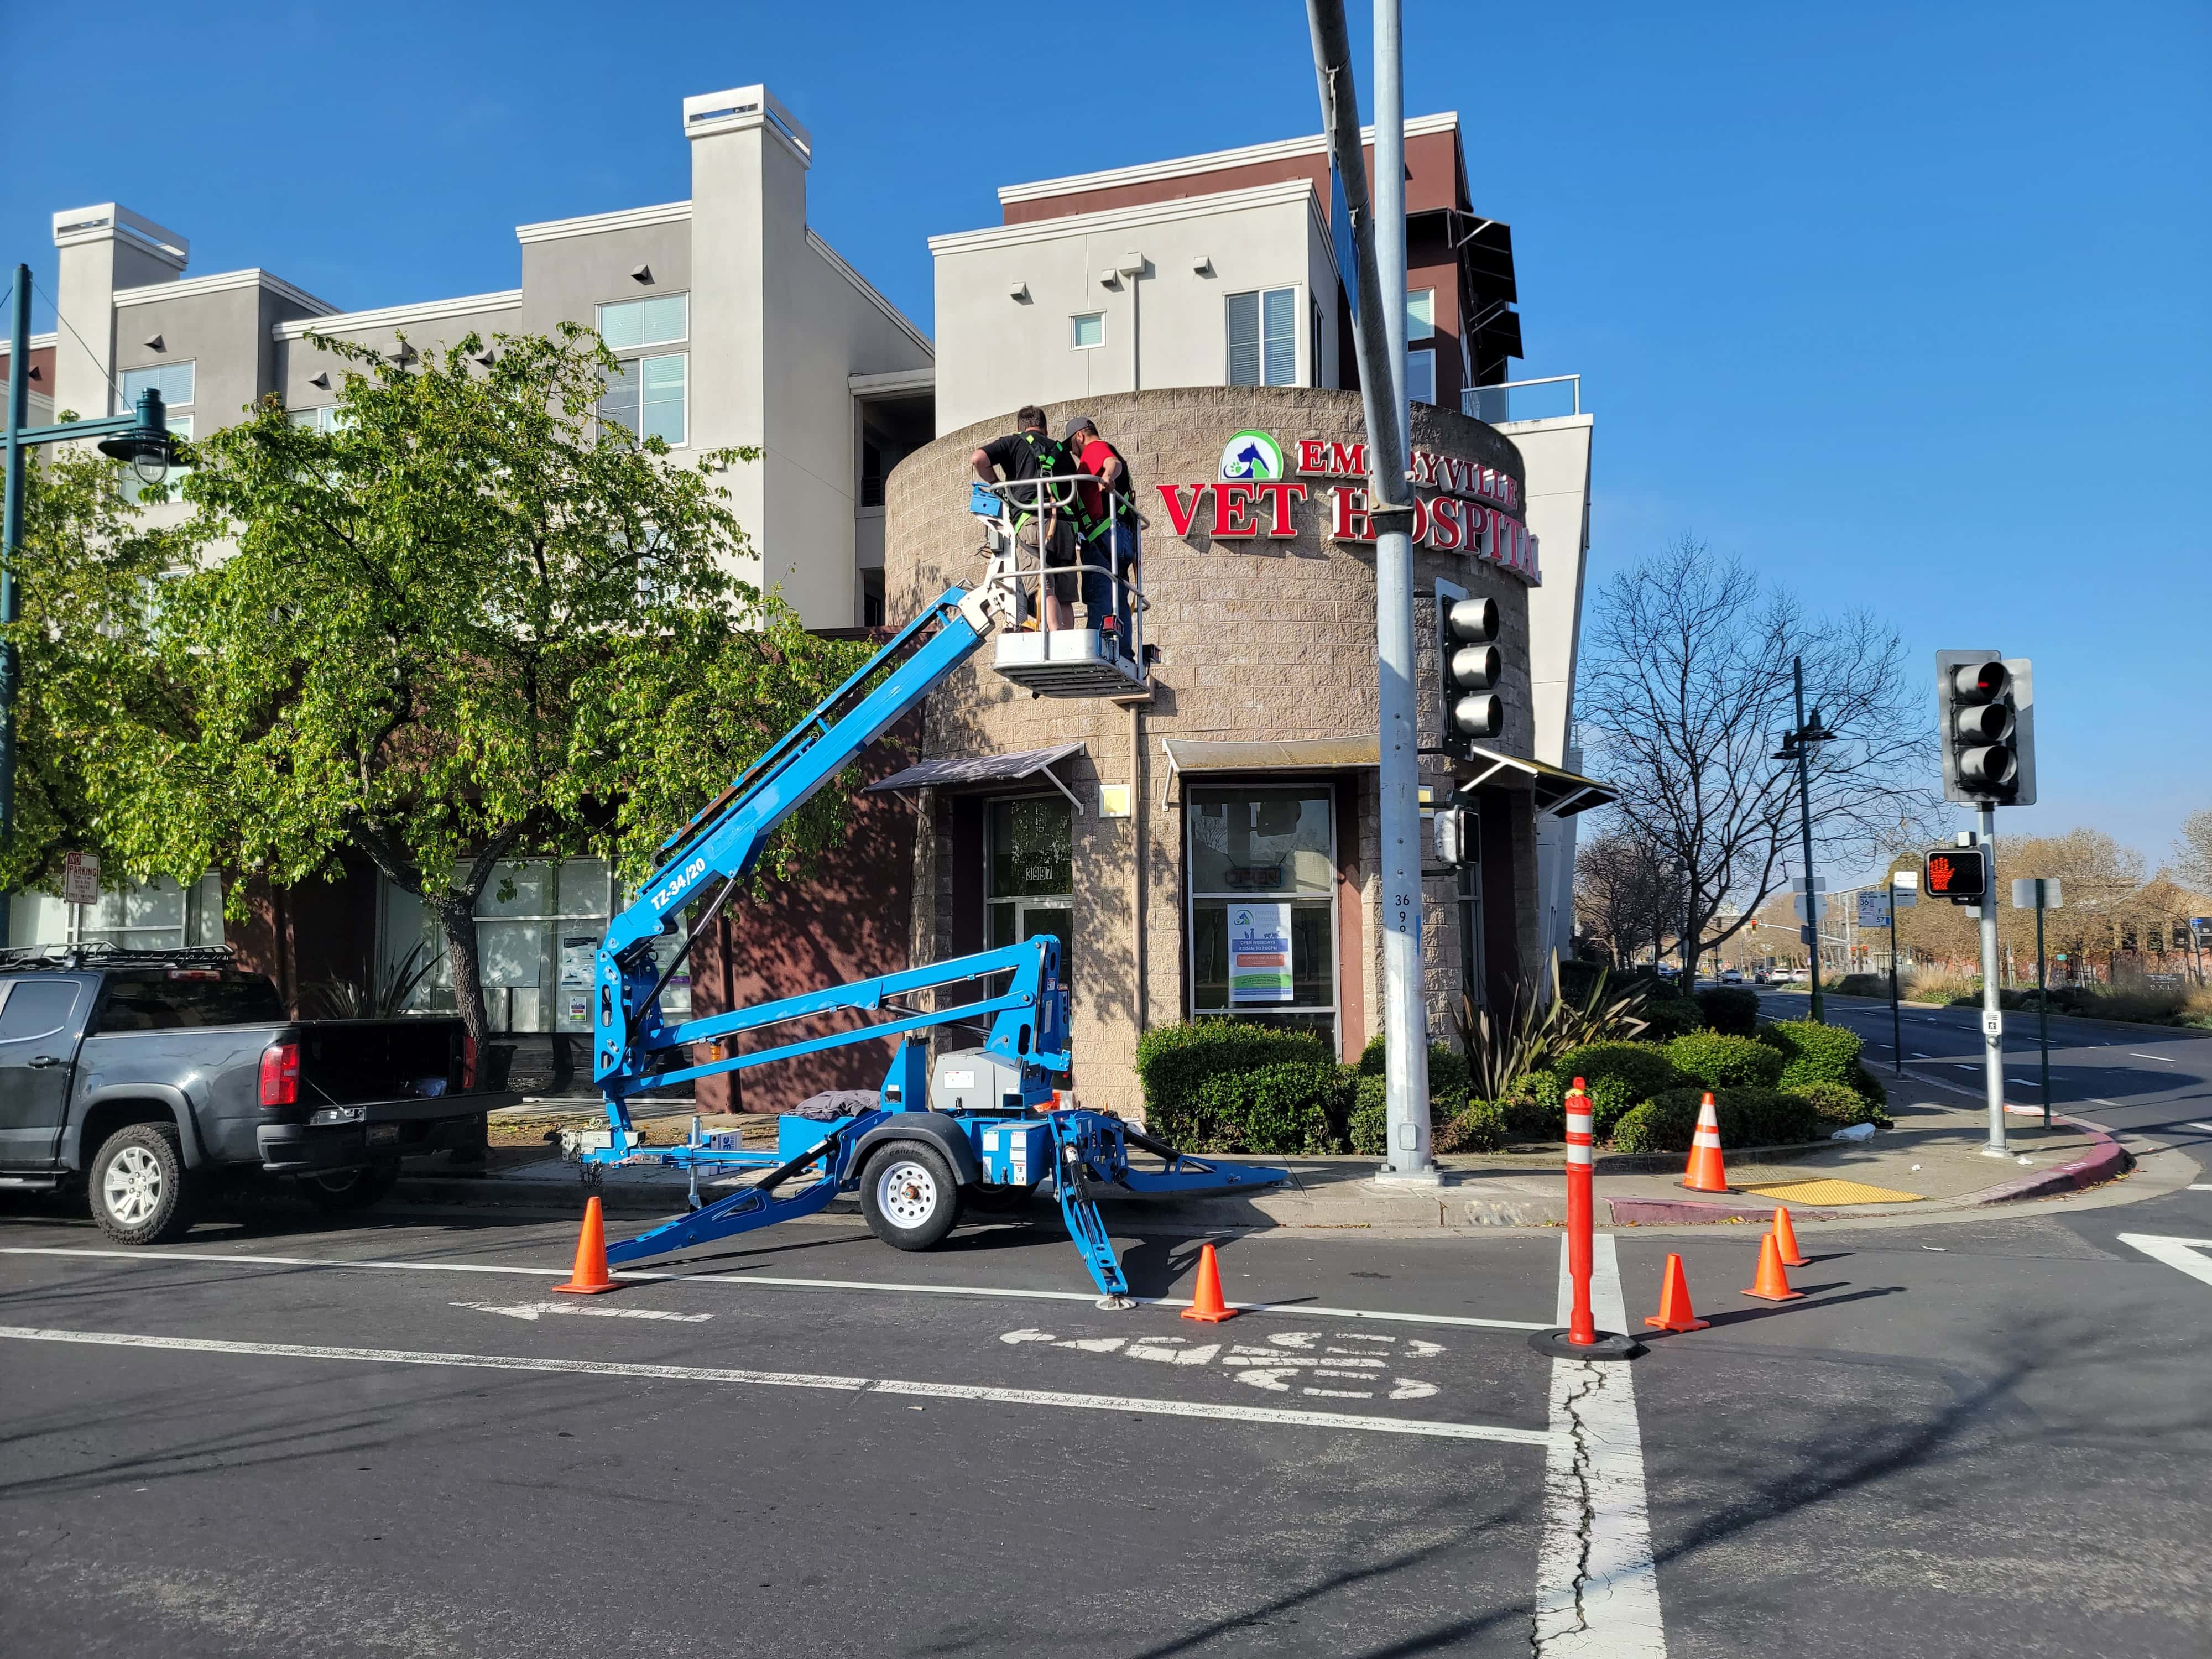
50,204,186,419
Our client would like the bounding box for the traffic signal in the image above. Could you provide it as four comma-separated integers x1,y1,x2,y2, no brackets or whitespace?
1924,847,1987,904
1935,650,2036,806
1436,588,1502,759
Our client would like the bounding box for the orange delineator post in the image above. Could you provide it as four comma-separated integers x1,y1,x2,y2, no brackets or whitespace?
1564,1077,1597,1345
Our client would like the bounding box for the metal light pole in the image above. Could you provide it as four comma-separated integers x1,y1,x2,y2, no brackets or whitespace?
0,262,175,947
1307,0,1432,1180
1771,656,1834,1022
1976,807,2006,1155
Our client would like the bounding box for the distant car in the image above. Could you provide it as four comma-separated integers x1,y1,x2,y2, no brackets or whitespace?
1720,968,1745,985
1753,971,1771,985
1778,968,1807,984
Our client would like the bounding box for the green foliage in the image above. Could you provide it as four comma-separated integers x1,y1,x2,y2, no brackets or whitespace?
1553,1040,1679,1136
1610,1086,1820,1155
1434,1099,1510,1154
1189,1061,1350,1155
1503,1067,1564,1140
1757,1019,1865,1093
1634,993,1703,1041
90,325,872,1044
1851,1065,1888,1108
1789,1079,1890,1130
1694,985,1761,1035
1451,956,1655,1100
1665,1031,1787,1092
1355,1034,1470,1110
1348,1074,1388,1156
1136,1020,1336,1148
0,448,195,895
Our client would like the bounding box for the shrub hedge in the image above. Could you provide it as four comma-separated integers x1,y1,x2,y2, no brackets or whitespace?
1552,1040,1679,1136
1190,1060,1350,1155
1504,1067,1564,1140
1610,1085,1822,1155
1790,1079,1890,1130
1135,1020,1338,1149
1834,972,1890,999
1694,985,1761,1035
1434,1099,1511,1154
1348,1074,1388,1156
1757,1018,1865,1094
1356,1034,1471,1106
1636,994,1704,1041
1666,1030,1787,1092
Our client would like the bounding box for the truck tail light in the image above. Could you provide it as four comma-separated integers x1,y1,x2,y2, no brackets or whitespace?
461,1030,478,1089
259,1040,300,1108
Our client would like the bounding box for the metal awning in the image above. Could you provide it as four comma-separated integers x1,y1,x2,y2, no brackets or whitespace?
1458,744,1618,818
866,742,1087,814
1160,736,1379,775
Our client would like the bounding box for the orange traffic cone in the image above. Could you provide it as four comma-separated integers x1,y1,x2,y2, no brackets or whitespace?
1743,1233,1804,1302
552,1196,620,1295
1772,1204,1809,1268
1679,1093,1730,1193
1643,1253,1710,1332
1181,1241,1237,1323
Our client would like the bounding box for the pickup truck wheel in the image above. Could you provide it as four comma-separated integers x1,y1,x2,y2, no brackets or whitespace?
859,1141,963,1251
298,1162,400,1213
90,1124,195,1246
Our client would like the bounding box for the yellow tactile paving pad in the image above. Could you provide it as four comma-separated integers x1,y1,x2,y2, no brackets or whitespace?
1734,1177,1926,1206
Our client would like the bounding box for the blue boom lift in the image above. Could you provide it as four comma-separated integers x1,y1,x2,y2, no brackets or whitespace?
580,504,1285,1306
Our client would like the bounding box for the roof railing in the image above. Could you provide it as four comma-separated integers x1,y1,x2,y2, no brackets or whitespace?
1462,374,1580,424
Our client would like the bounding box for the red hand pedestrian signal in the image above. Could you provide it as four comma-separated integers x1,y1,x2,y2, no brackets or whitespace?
1924,848,1986,902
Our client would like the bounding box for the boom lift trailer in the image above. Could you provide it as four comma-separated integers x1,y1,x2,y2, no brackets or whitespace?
582,518,1282,1306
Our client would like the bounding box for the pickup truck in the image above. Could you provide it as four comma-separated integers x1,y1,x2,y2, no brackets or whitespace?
0,946,520,1245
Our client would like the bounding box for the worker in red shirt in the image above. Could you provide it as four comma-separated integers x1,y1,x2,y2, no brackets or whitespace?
1065,415,1141,659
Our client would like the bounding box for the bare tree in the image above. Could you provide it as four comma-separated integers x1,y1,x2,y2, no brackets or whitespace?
1574,828,1682,967
2174,808,2212,894
1579,537,1937,983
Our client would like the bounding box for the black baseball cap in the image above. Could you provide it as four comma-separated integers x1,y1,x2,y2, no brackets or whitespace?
1064,415,1097,442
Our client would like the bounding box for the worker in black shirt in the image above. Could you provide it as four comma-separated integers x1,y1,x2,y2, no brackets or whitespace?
970,404,1087,630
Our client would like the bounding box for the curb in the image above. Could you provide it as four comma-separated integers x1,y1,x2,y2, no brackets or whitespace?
1603,1196,1831,1226
1952,1115,2133,1206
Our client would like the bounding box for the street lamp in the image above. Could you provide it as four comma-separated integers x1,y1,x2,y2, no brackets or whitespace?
1,262,176,945
1770,656,1835,1021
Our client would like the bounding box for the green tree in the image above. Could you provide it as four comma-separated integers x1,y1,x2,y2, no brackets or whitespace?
100,326,871,1050
0,446,189,899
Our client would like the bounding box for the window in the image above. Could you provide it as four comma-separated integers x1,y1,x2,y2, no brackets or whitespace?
1071,312,1104,349
985,797,1074,986
1227,288,1298,387
1187,786,1338,1049
379,858,662,1035
286,406,351,434
7,873,226,951
0,981,80,1046
598,353,688,447
94,975,285,1033
596,295,687,351
122,361,195,410
1407,289,1435,342
1406,347,1437,406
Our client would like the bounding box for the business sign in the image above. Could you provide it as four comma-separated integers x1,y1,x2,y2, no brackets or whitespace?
1227,902,1293,1005
62,851,99,907
1155,430,1540,585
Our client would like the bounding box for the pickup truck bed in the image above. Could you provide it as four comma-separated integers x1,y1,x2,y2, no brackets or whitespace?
0,952,521,1243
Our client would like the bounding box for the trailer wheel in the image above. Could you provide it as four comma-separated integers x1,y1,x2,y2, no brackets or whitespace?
89,1123,196,1246
860,1141,963,1251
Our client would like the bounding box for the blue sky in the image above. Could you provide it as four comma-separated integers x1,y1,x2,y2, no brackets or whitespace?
6,2,2205,870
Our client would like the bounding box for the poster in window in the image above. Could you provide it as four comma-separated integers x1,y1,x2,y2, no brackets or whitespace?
560,935,596,1027
1228,903,1294,1004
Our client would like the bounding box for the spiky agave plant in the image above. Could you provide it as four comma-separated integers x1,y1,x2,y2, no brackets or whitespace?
1451,953,1652,1100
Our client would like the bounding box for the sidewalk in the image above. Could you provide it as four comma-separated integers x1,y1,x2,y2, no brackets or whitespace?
389,1071,2187,1235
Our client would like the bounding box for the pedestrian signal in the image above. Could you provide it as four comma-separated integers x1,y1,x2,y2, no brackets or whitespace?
1924,848,1987,903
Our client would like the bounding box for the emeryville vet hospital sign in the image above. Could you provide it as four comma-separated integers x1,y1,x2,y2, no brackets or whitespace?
1152,430,1540,585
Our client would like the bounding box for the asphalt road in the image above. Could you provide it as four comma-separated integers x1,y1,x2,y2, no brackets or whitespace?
1758,987,2212,1147
2,1170,2208,1658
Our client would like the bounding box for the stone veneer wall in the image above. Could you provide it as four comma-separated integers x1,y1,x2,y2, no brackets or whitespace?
885,386,1541,1119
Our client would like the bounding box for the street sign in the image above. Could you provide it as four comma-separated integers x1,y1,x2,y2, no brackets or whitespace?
2011,877,2063,910
1857,891,1891,928
1790,876,1829,893
1982,1009,2003,1037
62,851,99,907
1799,925,1817,946
1792,895,1821,921
1891,870,1918,907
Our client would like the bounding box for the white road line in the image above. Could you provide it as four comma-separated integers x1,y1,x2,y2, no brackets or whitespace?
2091,1099,2124,1110
450,1300,711,1324
2132,1053,2175,1063
0,1325,1552,1448
1534,1234,1666,1657
0,1246,1550,1334
2186,1123,2212,1135
2189,1185,2212,1193
2115,1235,2212,1290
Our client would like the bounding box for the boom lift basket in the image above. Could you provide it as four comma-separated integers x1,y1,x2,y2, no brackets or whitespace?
971,478,1150,697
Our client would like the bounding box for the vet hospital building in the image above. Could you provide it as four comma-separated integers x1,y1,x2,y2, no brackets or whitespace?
14,92,1603,1119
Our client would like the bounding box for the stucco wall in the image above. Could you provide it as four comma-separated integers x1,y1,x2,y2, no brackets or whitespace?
885,384,1542,1117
